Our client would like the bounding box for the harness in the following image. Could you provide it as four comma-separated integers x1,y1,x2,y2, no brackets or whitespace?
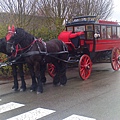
10,38,69,63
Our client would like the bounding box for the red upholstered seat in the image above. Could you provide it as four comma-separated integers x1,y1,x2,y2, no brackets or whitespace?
58,31,84,42
58,31,75,50
58,31,85,50
58,31,72,42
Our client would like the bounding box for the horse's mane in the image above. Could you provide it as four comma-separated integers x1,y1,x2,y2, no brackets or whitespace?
15,28,35,44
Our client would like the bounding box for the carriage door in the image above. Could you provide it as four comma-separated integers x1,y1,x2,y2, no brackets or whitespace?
94,25,101,51
85,25,94,52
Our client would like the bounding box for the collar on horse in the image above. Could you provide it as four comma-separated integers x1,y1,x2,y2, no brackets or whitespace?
36,38,47,53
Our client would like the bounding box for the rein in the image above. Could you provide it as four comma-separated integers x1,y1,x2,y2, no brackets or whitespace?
17,39,36,52
8,39,37,63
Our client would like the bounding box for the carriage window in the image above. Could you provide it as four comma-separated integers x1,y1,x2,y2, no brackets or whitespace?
107,26,111,39
112,26,117,38
74,26,85,32
94,25,100,39
67,27,73,31
95,25,100,34
86,25,93,39
86,32,93,39
117,27,120,38
101,26,106,39
86,25,93,31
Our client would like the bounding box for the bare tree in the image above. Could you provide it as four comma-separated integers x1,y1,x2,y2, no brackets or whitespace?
37,0,113,28
0,0,38,28
36,0,69,31
76,0,113,20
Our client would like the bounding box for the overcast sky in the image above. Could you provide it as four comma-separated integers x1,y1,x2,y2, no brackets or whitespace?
111,0,120,22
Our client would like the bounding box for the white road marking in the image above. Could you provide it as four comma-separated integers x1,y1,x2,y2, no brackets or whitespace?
7,108,55,120
0,99,1,101
0,102,25,114
63,114,96,120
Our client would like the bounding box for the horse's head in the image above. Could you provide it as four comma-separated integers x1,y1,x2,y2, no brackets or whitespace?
5,25,35,54
5,25,18,54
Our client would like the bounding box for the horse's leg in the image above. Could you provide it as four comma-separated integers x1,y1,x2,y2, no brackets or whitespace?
59,62,67,85
36,75,43,94
11,65,19,91
40,64,46,84
18,64,26,91
27,64,37,91
34,62,43,93
59,53,68,85
53,62,61,86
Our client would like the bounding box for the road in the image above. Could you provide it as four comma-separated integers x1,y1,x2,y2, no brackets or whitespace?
0,63,120,120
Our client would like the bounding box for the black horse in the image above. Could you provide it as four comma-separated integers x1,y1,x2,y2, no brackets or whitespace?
5,25,68,94
0,38,26,91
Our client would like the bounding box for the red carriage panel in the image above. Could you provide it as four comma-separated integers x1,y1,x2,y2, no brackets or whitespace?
98,20,118,25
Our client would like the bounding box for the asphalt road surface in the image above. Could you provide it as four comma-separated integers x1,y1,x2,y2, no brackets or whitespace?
0,63,120,120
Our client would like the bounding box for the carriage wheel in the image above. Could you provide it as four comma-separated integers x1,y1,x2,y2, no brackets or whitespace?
79,54,92,80
111,47,120,71
47,63,56,78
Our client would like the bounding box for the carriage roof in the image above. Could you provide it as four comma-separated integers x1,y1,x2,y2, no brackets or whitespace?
66,15,119,27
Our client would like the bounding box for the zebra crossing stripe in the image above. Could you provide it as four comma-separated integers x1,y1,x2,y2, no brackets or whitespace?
63,114,96,120
7,108,55,120
0,102,25,114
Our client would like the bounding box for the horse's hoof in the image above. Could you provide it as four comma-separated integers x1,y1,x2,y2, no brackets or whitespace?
20,86,26,92
12,87,19,91
53,82,60,86
30,89,36,92
20,88,26,92
12,88,19,92
37,91,43,94
30,89,33,92
30,86,37,92
37,87,43,94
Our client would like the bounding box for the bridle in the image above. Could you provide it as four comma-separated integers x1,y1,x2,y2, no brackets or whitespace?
6,30,16,41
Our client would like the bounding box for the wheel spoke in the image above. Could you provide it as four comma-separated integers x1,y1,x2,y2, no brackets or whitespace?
79,54,92,80
111,48,120,70
47,64,56,78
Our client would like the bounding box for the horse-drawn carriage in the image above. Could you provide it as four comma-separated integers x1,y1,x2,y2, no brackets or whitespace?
3,15,120,93
48,15,120,80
